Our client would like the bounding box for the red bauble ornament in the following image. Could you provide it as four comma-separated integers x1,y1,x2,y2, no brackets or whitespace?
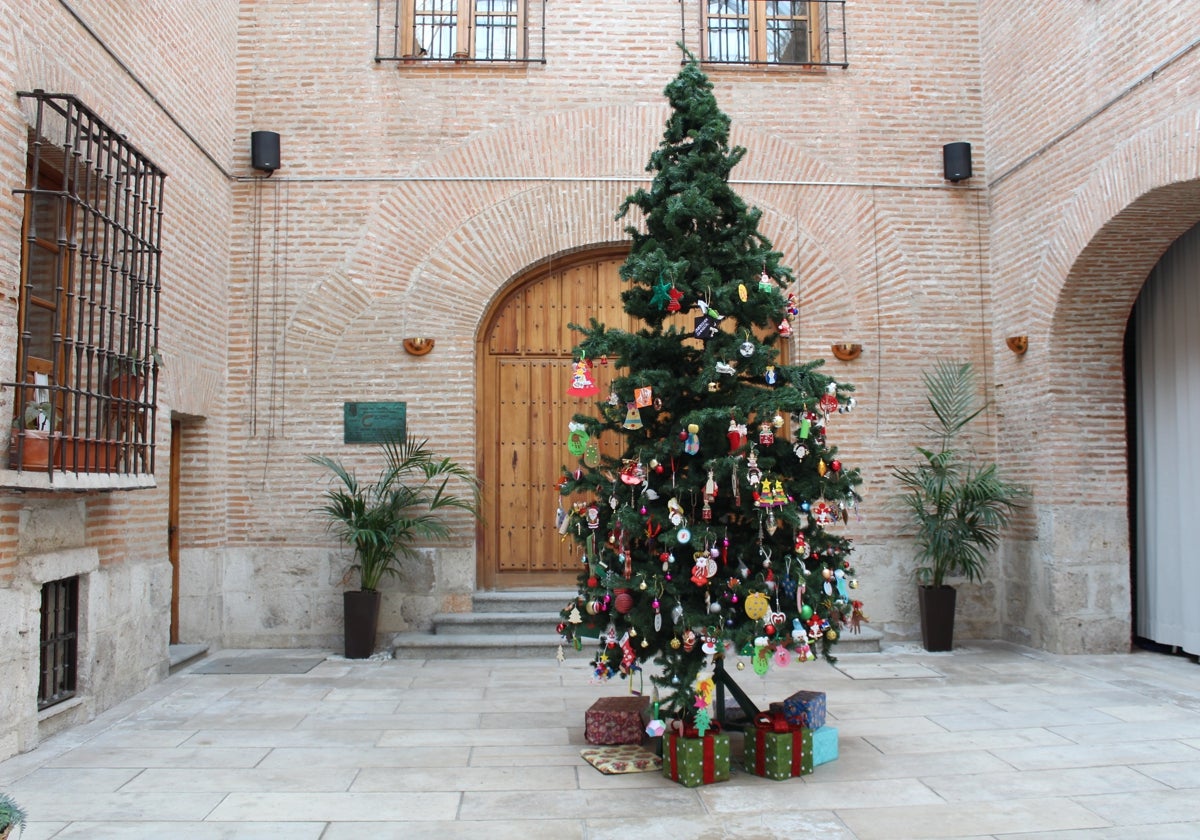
830,459,842,472
765,624,776,636
614,591,634,614
587,575,599,588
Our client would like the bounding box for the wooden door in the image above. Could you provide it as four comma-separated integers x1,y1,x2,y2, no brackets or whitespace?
477,247,635,589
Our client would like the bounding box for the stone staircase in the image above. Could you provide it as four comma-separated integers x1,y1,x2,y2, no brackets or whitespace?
390,590,883,659
390,590,572,659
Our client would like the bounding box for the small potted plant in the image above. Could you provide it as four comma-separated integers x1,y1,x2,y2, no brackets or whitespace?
310,435,481,658
0,791,27,839
108,346,163,402
892,361,1028,651
9,398,55,470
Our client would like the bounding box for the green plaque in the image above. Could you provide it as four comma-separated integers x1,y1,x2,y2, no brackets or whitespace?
343,402,406,444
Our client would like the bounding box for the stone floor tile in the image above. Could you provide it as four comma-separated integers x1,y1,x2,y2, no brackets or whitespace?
377,726,569,747
257,745,471,769
207,791,461,822
23,821,328,839
864,726,1074,755
322,819,586,839
46,746,269,769
457,786,699,821
586,810,857,839
1076,788,1200,826
992,740,1200,771
702,775,944,812
352,765,575,792
1132,759,1200,789
118,765,359,793
835,797,1111,839
920,764,1169,802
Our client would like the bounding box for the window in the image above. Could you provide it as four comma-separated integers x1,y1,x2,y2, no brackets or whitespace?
39,576,79,710
698,1,848,68
375,0,546,63
8,90,165,476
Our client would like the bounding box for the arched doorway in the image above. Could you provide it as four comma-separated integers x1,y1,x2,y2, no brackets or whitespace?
476,246,635,589
1127,220,1200,656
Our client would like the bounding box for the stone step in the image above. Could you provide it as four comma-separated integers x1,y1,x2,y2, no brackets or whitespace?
391,632,570,659
471,589,576,613
830,624,883,654
433,611,560,636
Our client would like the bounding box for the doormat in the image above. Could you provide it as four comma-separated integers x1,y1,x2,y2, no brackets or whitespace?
581,744,662,774
192,655,326,675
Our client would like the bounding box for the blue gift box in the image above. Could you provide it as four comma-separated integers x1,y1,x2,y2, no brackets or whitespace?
780,690,827,729
812,725,838,766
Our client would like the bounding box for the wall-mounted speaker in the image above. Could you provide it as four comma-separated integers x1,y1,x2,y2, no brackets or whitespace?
251,131,281,174
943,141,972,183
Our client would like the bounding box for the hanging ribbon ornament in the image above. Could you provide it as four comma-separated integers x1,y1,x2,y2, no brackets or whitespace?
567,354,600,397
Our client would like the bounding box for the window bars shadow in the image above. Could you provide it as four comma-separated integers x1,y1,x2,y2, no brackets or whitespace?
682,0,848,69
8,90,165,478
375,0,547,64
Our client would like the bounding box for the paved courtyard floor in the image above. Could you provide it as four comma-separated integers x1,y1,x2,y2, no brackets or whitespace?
1,641,1199,839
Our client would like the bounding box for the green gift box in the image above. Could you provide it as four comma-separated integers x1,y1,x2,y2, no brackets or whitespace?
663,732,731,787
744,725,813,781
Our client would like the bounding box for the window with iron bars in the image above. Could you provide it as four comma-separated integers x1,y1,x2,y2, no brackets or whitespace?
39,576,79,710
375,0,547,63
687,0,848,68
7,91,165,477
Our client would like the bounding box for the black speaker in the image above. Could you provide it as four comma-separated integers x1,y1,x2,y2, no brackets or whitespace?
943,141,972,182
251,131,281,173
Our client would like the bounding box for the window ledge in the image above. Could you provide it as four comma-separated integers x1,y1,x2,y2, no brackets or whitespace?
0,468,156,492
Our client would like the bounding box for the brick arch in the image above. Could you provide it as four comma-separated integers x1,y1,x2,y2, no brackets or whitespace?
1006,108,1200,654
303,102,909,362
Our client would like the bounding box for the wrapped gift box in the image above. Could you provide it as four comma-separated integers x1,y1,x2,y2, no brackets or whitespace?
777,689,827,729
663,731,731,787
812,725,838,766
585,695,650,745
743,724,813,781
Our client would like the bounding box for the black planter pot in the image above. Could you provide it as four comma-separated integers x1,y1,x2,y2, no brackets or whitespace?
343,589,382,659
918,585,957,652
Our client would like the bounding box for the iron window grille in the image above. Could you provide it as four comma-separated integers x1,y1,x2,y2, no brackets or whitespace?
39,576,79,710
375,0,547,64
684,0,849,68
8,90,165,477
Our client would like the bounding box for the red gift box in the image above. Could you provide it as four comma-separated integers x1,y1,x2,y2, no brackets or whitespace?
585,695,650,745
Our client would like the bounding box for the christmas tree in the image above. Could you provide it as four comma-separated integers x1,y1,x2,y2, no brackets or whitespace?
556,57,864,723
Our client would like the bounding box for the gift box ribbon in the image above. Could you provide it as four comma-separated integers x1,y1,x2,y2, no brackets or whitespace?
754,717,804,777
670,733,718,784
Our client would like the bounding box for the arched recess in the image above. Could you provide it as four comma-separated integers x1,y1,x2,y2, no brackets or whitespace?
475,245,633,590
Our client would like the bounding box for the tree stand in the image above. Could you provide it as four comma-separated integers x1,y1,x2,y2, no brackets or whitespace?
711,656,760,729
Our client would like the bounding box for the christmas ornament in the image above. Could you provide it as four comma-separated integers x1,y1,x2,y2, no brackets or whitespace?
667,284,684,312
650,277,673,309
623,403,643,430
583,436,601,467
683,424,700,455
727,418,747,452
764,365,777,385
744,592,769,620
758,268,774,292
634,386,653,408
567,422,589,456
567,356,599,397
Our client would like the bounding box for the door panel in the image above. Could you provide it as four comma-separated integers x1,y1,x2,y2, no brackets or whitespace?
478,248,633,589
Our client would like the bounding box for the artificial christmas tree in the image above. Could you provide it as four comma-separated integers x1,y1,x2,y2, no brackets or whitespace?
556,57,864,723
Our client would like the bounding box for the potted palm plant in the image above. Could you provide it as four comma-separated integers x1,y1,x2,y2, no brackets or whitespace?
310,435,481,658
0,791,26,839
892,361,1028,651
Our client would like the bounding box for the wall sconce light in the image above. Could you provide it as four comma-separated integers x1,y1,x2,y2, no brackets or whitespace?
1005,336,1028,355
831,343,863,361
403,338,435,356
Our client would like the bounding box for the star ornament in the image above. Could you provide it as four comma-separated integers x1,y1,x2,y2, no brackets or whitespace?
650,279,673,309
